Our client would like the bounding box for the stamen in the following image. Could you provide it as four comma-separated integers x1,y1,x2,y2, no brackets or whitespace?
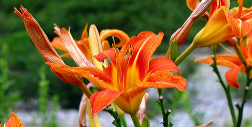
237,0,243,18
219,43,236,55
124,43,133,58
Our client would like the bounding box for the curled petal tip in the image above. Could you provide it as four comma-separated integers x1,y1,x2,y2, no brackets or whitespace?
14,5,32,20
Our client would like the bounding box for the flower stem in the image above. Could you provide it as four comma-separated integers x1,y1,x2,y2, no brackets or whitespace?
158,89,170,127
234,43,246,64
130,112,141,127
236,66,251,127
211,48,236,127
175,43,196,65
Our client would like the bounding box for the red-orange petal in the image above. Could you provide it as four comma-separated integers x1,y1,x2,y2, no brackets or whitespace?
139,71,187,91
148,56,182,76
195,54,243,67
4,112,23,127
126,31,164,80
46,62,113,90
225,66,240,88
210,0,230,16
94,48,116,65
90,90,122,116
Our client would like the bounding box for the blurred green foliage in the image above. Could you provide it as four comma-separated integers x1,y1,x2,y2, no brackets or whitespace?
0,43,19,120
1,0,252,109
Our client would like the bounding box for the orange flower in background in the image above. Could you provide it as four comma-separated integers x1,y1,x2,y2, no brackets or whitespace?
4,112,23,127
193,0,252,47
47,31,187,115
195,36,252,88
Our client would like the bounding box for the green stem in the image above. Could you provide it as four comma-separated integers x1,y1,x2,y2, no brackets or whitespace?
236,66,251,127
211,49,236,127
175,43,196,65
120,116,128,127
130,112,141,127
158,89,168,127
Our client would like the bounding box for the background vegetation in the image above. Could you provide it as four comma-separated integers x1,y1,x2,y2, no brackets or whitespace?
1,0,252,115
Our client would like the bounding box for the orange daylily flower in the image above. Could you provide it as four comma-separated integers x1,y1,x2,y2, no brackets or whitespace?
193,0,252,47
47,31,187,115
195,36,252,88
4,112,23,127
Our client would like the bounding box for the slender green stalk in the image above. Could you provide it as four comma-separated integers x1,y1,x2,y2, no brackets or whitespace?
175,43,196,65
211,49,236,127
236,66,251,127
120,115,128,127
158,89,170,127
130,112,141,127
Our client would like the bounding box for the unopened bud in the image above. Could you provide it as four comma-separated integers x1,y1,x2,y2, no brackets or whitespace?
169,40,178,61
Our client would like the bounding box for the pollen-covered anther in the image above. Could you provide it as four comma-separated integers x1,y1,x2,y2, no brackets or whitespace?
124,43,133,59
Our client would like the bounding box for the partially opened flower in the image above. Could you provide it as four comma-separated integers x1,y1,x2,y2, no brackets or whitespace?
195,36,252,88
47,31,187,115
3,112,23,127
193,0,252,47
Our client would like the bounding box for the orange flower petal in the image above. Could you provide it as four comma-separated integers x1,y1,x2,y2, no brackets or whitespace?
138,71,187,91
94,48,116,65
100,29,129,48
90,90,122,116
14,6,63,64
54,27,94,67
126,32,164,80
195,54,242,67
51,37,68,51
127,88,147,113
186,0,199,11
225,66,240,88
210,0,230,16
148,56,182,76
46,62,113,90
60,53,72,58
76,40,92,62
4,112,23,127
194,7,234,47
226,13,252,38
14,6,89,96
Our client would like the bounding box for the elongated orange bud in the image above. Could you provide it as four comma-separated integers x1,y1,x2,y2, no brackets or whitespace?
169,0,215,46
14,5,92,98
